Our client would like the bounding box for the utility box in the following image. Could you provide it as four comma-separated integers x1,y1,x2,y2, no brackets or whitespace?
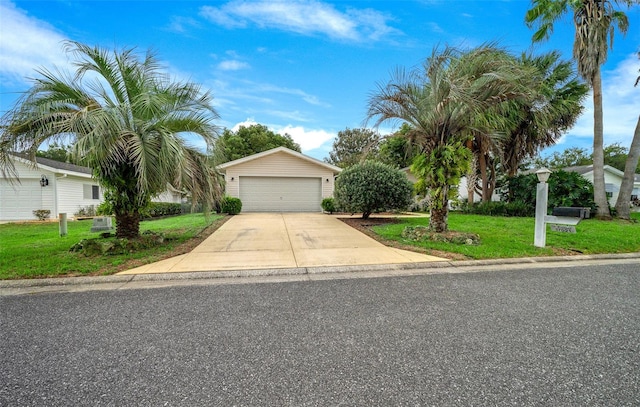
90,217,114,233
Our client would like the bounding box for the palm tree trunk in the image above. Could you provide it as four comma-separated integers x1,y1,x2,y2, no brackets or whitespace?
115,211,141,238
479,153,487,202
429,185,449,232
592,69,611,219
614,115,640,219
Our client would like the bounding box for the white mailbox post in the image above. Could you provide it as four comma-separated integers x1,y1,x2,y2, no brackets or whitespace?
534,168,583,248
534,168,551,248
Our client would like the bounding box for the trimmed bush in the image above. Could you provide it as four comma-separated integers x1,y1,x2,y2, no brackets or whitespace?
141,202,182,219
222,197,242,215
334,160,413,219
321,197,337,214
458,201,534,217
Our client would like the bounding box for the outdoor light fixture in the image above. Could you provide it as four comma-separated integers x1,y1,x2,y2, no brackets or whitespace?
39,175,49,187
536,167,552,183
231,177,235,181
326,178,329,182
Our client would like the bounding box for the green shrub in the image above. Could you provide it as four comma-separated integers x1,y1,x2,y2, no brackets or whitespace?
140,202,182,219
500,170,596,214
459,201,534,217
222,197,242,215
334,160,413,219
321,197,336,214
32,209,51,221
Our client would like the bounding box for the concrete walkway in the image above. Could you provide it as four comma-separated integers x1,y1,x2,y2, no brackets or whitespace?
118,213,445,275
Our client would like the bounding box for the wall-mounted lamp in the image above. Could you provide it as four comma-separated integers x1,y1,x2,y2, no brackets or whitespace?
40,175,49,187
325,178,329,183
231,177,235,181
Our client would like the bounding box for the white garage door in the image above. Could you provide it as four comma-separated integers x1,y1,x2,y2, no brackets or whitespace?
0,179,43,221
239,176,322,212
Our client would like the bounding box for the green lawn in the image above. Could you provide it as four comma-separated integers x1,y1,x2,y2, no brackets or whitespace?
0,213,221,280
373,212,640,259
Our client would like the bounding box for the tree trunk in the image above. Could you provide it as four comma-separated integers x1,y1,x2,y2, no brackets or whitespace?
115,211,141,238
479,152,489,202
429,206,449,233
429,185,449,233
467,156,477,204
592,69,612,219
614,115,640,219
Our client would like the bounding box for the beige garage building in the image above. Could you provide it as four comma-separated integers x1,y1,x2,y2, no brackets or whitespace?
217,147,342,212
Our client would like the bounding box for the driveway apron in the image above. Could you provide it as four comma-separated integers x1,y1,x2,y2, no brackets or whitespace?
118,213,445,274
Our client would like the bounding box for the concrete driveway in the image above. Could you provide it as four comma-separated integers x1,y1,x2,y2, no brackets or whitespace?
119,213,445,275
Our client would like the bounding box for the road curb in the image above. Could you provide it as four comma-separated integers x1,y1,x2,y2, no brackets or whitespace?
2,252,639,289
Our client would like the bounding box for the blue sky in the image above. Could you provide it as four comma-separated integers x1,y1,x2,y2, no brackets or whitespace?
1,0,639,161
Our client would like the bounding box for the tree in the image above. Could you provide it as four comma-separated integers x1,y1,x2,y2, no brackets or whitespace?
377,123,418,169
526,0,636,219
500,52,589,177
534,146,592,168
36,142,75,163
367,44,535,232
214,124,300,163
0,41,222,238
325,128,379,168
602,142,630,171
615,53,640,218
333,160,413,219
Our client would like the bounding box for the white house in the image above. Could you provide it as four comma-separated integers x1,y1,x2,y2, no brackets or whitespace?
217,147,342,212
563,165,640,205
1,155,184,222
0,155,103,221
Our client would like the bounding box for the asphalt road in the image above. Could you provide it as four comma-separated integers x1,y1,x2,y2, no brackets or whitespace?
1,263,639,406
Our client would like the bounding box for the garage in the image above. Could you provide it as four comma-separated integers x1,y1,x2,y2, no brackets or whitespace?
239,176,322,212
217,147,342,213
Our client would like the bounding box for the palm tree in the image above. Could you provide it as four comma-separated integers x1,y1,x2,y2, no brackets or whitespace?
614,53,640,219
525,0,636,218
367,44,535,232
500,51,589,177
0,41,222,238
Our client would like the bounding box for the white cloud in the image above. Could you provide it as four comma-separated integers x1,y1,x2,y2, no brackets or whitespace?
200,0,401,42
218,60,250,71
567,53,640,147
166,16,201,34
276,124,336,151
0,1,70,86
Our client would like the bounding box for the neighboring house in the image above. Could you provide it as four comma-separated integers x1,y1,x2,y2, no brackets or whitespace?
0,155,103,222
217,147,342,212
563,165,640,205
1,155,185,222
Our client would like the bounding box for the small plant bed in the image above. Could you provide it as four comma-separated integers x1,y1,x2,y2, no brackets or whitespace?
402,226,480,245
0,213,228,280
358,212,640,260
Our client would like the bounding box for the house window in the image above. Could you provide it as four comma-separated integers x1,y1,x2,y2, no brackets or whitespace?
83,184,100,200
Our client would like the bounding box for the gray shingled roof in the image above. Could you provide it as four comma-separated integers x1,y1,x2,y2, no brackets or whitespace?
35,156,92,175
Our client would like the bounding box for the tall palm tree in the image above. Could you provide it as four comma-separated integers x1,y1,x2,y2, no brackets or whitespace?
0,41,222,238
525,0,636,218
614,54,640,219
367,44,535,232
500,51,589,177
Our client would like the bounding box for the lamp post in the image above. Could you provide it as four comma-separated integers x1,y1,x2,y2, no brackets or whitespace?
534,168,552,248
